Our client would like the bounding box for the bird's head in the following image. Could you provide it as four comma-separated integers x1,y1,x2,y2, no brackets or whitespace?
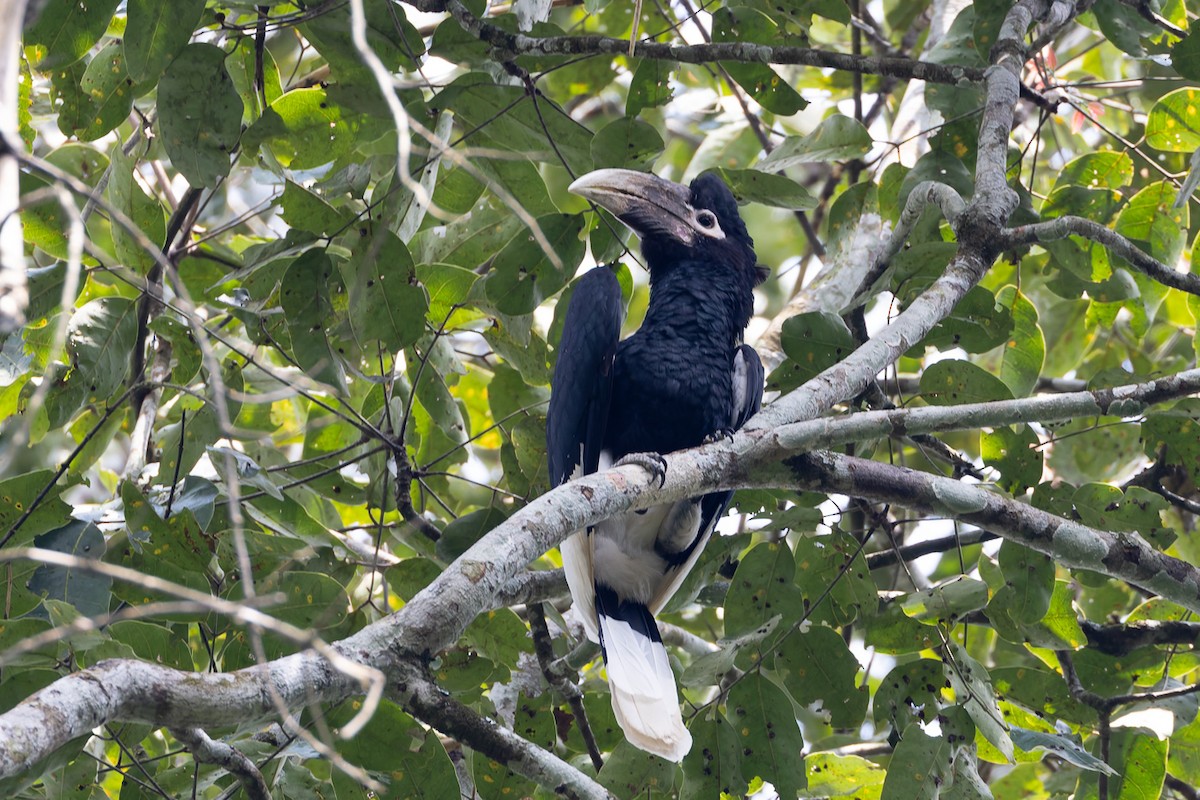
569,169,767,287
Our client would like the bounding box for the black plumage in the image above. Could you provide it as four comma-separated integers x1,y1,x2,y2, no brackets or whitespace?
547,169,765,761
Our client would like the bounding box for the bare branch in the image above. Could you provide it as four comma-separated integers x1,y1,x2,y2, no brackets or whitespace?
1004,215,1200,296
170,727,270,800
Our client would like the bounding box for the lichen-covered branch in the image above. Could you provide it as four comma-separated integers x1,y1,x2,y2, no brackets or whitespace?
1004,215,1200,296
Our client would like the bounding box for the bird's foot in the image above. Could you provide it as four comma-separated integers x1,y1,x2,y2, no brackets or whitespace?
614,452,667,488
703,428,735,445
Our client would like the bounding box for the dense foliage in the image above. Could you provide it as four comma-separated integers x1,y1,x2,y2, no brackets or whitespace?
4,0,1200,798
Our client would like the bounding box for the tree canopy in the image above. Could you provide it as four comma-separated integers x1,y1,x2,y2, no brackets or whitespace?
2,0,1200,798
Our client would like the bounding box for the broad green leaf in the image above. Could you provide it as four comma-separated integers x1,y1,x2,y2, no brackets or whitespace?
758,115,873,171
244,87,379,170
27,520,109,620
726,672,807,795
793,530,876,627
434,74,592,175
1173,32,1200,81
997,287,1045,398
72,42,135,141
597,740,677,797
799,753,884,799
708,167,817,209
1147,87,1200,153
981,424,1042,495
484,213,585,315
158,405,219,484
880,723,954,800
281,249,347,391
339,228,428,352
724,541,801,638
330,701,459,798
767,311,855,392
300,0,424,78
946,644,1013,762
682,711,746,800
681,617,779,688
627,58,674,117
67,296,139,403
1052,151,1134,192
775,624,869,728
992,665,1097,725
158,44,243,188
1114,181,1188,267
109,620,192,670
711,8,806,116
1090,0,1161,57
280,180,355,235
123,0,205,83
591,117,664,171
436,506,508,562
920,360,1013,405
993,539,1054,625
1076,728,1165,800
109,144,166,274
24,0,121,71
900,577,990,625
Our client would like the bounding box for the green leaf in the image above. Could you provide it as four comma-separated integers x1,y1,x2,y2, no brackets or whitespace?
339,228,429,352
280,180,355,236
123,0,206,83
67,296,139,403
281,249,347,391
436,506,508,562
992,664,1097,726
1147,87,1200,153
300,0,424,79
775,625,868,728
332,701,460,797
27,520,110,620
726,672,807,795
1115,180,1189,266
880,723,955,800
24,0,121,71
591,118,665,171
597,740,678,797
72,42,135,141
707,167,818,209
899,577,990,625
244,87,378,170
874,659,947,728
992,539,1054,625
724,541,801,639
1053,151,1134,192
109,145,166,274
627,58,674,117
758,115,873,171
1010,727,1116,775
682,711,746,800
800,754,885,799
766,311,855,392
946,644,1013,762
919,360,1013,405
681,618,779,688
157,44,243,188
1173,33,1200,81
981,424,1042,495
997,287,1045,398
109,620,192,670
484,214,586,315
711,8,808,115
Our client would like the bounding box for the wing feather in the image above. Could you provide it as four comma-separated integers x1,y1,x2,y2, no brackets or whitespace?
547,267,623,642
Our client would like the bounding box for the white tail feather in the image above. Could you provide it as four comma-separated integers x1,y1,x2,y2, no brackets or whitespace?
599,615,692,762
561,532,600,643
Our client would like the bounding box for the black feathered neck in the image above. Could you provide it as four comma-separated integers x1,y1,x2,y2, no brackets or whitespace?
638,174,760,341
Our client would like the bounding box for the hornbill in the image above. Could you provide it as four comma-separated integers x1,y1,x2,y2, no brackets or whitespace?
547,169,766,761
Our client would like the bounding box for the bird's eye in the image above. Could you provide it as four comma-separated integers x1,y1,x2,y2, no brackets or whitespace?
697,211,716,229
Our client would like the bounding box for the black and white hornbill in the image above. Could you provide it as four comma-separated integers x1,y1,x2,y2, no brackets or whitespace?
547,169,766,761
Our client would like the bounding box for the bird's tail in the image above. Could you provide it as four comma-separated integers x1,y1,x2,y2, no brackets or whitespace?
595,587,692,762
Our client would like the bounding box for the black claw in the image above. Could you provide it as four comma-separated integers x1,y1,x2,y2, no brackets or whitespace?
704,428,735,445
616,451,667,487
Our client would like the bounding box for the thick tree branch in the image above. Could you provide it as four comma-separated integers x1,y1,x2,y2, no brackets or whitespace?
789,451,1200,614
1004,215,1200,296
